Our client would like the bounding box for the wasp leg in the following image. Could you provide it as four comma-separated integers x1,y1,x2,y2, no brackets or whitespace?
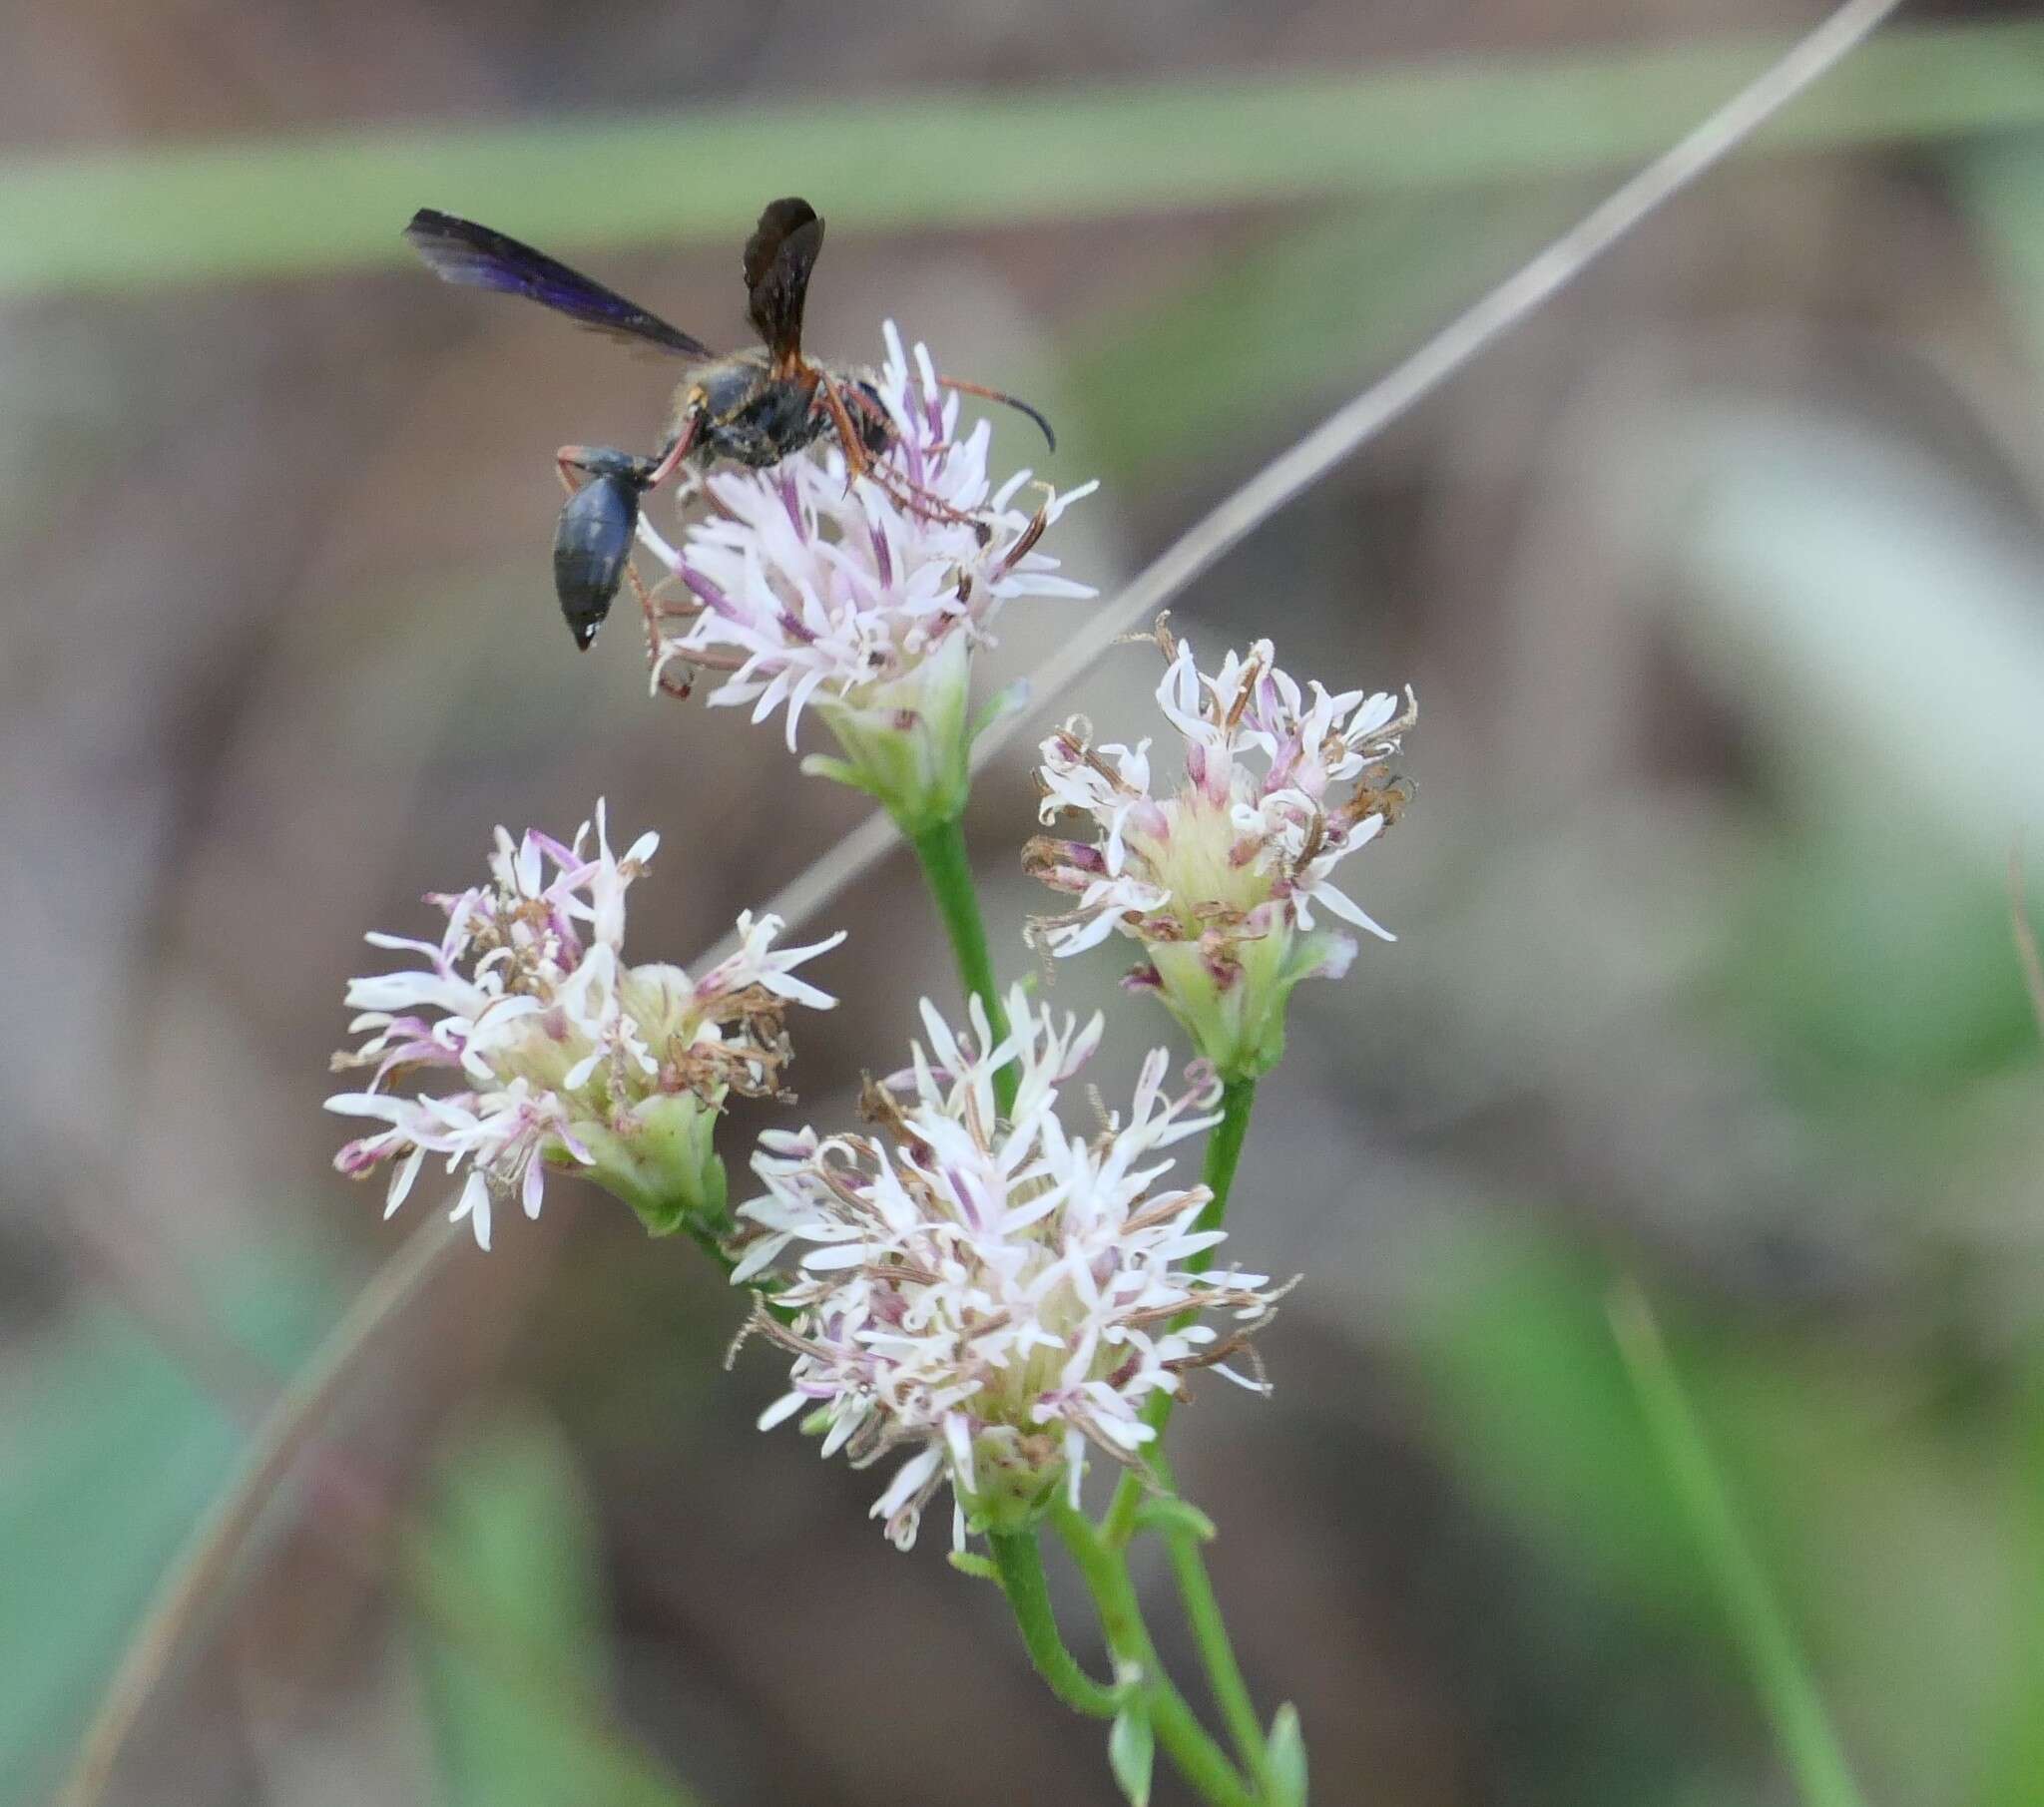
814,369,878,496
640,407,703,492
816,384,986,530
556,444,657,489
633,416,709,691
937,376,1056,452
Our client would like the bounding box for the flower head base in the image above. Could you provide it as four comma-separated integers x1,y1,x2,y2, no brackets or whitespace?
326,804,843,1247
1027,625,1414,1079
646,325,1096,833
730,986,1281,1552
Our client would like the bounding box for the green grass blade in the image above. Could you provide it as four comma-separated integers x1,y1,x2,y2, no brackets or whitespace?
4,21,2044,296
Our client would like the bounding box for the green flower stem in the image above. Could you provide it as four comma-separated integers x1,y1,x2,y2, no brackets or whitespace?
1053,1501,1260,1807
1147,1447,1268,1783
908,812,1017,1118
1608,1279,1868,1807
988,1530,1122,1718
905,818,1262,1796
1105,1074,1259,1541
1100,1074,1267,1779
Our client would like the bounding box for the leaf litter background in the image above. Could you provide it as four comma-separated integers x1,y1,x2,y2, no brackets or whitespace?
6,0,2044,1802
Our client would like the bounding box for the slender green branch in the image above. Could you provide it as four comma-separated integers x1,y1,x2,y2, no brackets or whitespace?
1053,1503,1260,1807
908,813,1017,1117
1608,1279,1867,1807
1105,1076,1258,1546
1101,1075,1267,1781
1146,1448,1268,1782
988,1530,1123,1718
1190,1076,1258,1263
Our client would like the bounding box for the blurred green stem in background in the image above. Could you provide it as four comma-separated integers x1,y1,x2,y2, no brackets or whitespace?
909,813,1018,1120
1608,1280,1869,1807
6,22,2044,297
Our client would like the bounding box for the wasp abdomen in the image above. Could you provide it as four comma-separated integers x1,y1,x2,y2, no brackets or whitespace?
553,470,642,650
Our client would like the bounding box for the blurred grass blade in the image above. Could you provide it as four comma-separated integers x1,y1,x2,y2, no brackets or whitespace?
4,22,2044,297
411,1414,702,1807
1067,191,1578,478
0,1306,241,1802
1608,1281,1867,1807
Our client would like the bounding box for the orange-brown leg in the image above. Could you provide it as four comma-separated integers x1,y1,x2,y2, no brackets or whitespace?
815,369,875,489
937,376,1056,452
816,377,985,529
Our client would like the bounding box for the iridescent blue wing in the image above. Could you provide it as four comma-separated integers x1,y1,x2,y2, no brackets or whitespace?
404,210,715,358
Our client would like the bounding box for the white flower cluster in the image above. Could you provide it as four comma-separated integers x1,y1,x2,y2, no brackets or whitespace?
731,986,1280,1551
327,803,842,1248
647,326,1095,746
1028,629,1413,1076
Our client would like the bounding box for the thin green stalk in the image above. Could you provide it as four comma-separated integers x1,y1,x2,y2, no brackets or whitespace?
1149,1448,1269,1782
1608,1280,1867,1807
1105,1075,1259,1544
1053,1503,1260,1807
1190,1075,1258,1263
1101,1075,1267,1779
988,1530,1122,1718
908,813,1016,1118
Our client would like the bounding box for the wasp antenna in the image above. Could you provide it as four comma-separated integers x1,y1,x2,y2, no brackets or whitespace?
938,377,1056,453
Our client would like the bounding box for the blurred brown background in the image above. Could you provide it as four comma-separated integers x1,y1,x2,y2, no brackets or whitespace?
9,1,2044,1803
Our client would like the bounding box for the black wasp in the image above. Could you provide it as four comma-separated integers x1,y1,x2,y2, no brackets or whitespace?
403,198,1054,651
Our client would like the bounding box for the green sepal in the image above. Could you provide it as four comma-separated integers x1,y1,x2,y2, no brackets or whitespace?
572,1093,729,1238
969,678,1030,744
810,631,974,838
1144,922,1348,1082
1133,1494,1218,1544
1267,1702,1308,1806
797,752,872,795
946,1551,1001,1582
1108,1702,1156,1807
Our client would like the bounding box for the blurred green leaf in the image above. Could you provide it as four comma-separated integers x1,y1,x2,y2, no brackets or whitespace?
1413,1231,1703,1611
5,23,2044,296
1067,191,1577,480
0,1305,240,1800
1655,403,2044,1090
1957,134,2044,374
1729,836,2039,1093
1977,1360,2044,1807
412,1413,700,1807
0,1246,338,1801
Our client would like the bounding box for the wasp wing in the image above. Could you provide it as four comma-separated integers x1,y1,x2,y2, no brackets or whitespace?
404,210,715,359
742,197,824,373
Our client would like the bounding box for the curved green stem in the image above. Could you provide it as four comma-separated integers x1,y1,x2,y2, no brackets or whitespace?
1053,1503,1260,1807
988,1530,1122,1718
908,812,1017,1119
1609,1279,1867,1807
